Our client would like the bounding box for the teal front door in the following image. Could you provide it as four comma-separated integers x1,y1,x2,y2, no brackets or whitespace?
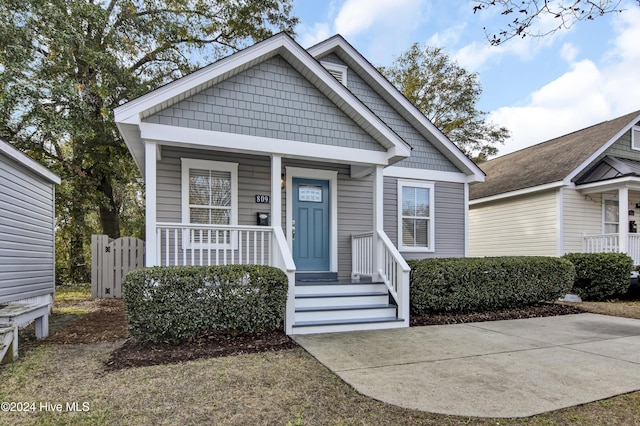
292,178,330,271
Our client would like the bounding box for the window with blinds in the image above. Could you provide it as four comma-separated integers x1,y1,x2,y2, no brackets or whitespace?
188,169,232,225
397,180,435,252
181,159,238,247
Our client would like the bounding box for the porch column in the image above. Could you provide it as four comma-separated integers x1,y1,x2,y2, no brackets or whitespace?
145,141,158,266
270,155,282,228
373,165,384,279
619,187,629,253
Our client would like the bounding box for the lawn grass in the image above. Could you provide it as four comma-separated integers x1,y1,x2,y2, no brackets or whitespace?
2,287,640,425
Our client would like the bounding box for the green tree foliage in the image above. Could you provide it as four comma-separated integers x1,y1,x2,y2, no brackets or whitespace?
380,43,510,162
0,0,297,283
472,0,638,46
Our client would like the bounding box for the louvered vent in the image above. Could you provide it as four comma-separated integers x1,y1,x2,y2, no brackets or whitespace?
321,61,348,87
328,69,344,84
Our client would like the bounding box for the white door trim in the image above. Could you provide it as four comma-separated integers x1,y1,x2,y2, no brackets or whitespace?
286,167,338,273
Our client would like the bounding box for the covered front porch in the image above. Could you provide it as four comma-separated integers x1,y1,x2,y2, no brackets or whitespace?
143,145,410,335
579,176,640,265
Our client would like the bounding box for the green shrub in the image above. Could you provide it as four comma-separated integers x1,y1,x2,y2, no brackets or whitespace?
407,257,575,315
562,252,633,301
123,265,288,344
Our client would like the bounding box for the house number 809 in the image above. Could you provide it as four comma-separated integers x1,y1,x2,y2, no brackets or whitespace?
255,195,270,203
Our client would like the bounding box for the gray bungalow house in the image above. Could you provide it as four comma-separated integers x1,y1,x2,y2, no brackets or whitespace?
469,110,640,263
115,33,484,335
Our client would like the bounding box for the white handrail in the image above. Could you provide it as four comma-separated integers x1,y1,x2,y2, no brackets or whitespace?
272,226,296,335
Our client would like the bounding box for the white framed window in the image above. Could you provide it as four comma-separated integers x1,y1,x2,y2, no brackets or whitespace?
603,194,619,234
397,179,435,252
632,125,640,151
181,158,238,247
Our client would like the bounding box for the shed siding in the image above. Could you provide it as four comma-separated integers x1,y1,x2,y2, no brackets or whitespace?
145,55,384,152
469,190,558,257
0,155,55,303
383,177,466,259
562,189,602,253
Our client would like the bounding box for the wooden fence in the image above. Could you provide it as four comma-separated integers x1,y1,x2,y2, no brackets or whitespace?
91,235,145,298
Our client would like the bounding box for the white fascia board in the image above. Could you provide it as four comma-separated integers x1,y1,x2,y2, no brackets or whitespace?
383,166,472,183
0,139,61,184
308,36,485,181
469,181,565,206
577,176,640,193
115,33,410,166
139,122,390,165
565,112,640,184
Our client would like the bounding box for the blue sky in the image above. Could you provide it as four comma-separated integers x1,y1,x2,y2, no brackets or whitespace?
291,0,640,156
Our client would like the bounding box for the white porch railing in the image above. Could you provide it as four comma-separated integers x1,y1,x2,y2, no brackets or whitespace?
156,223,297,333
156,223,274,267
352,231,410,326
582,233,640,265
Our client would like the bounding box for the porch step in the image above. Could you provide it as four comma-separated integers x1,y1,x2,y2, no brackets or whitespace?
0,326,15,365
292,279,406,334
291,317,405,335
295,304,397,322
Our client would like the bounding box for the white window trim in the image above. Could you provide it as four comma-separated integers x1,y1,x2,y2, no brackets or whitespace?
181,158,239,248
320,61,348,86
397,179,435,252
632,126,640,151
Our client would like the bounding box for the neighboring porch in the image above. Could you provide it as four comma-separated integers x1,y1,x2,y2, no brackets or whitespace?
578,181,640,265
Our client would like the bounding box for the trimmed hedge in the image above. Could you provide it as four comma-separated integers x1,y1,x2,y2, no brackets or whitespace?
408,257,575,315
123,265,288,344
562,252,633,301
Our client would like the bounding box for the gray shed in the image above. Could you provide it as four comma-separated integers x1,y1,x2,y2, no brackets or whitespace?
0,139,60,321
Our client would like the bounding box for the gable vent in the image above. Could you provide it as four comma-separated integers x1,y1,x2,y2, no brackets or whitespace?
633,125,640,151
321,61,348,87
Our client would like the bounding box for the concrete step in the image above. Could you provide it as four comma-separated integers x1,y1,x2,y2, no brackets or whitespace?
295,304,397,322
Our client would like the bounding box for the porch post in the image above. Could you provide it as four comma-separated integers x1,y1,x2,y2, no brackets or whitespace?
373,165,384,279
145,141,158,266
619,187,629,253
270,155,282,228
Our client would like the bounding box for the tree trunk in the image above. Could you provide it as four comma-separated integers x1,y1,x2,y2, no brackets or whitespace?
98,176,121,238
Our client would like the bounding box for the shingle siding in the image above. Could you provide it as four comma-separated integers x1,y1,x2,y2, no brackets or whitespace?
145,55,384,152
0,154,55,303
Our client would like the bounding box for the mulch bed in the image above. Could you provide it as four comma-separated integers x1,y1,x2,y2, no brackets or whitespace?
410,303,584,326
43,298,585,371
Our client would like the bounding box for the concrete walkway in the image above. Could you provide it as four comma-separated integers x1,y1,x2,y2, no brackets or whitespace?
293,313,640,418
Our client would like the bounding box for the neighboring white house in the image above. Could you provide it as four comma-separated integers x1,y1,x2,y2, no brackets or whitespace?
0,138,60,341
469,110,640,264
115,33,484,335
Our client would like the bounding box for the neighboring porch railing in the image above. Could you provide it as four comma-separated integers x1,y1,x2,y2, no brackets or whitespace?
582,233,640,265
156,223,297,333
352,231,410,326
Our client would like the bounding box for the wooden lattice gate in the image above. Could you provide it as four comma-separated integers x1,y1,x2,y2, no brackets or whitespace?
91,235,145,298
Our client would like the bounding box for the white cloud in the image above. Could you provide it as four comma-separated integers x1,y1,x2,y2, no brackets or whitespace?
334,0,427,38
489,5,640,156
560,43,578,62
298,22,332,49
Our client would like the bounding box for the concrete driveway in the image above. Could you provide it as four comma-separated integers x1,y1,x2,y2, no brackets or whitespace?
293,313,640,418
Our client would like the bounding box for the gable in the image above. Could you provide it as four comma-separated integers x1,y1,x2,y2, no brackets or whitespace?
320,54,459,173
144,55,385,152
573,127,640,182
